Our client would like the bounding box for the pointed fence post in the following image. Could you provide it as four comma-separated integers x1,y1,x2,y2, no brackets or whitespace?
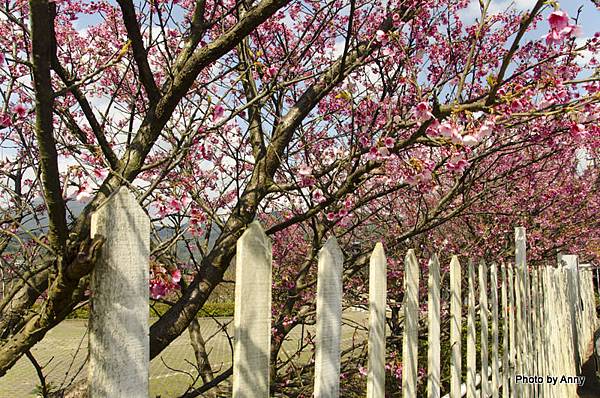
450,256,462,398
479,261,490,397
501,264,509,398
507,264,516,398
314,237,344,398
427,254,441,398
89,187,150,398
542,267,553,398
367,243,387,398
466,260,477,398
490,263,499,398
529,269,537,397
563,254,582,374
232,221,272,398
402,250,419,398
514,227,526,398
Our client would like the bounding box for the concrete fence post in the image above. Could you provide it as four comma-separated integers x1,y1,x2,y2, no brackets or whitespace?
232,221,272,398
89,187,150,398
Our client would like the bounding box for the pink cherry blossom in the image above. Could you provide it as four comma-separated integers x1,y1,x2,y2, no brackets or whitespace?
93,168,108,180
169,198,182,212
212,104,225,122
312,189,326,203
375,30,388,44
181,195,191,207
170,268,182,283
265,66,278,79
13,104,27,118
462,135,479,147
384,136,395,148
0,114,12,128
150,282,168,299
569,123,587,141
298,164,312,176
75,182,92,201
477,120,495,139
544,10,582,45
548,10,569,32
414,101,433,121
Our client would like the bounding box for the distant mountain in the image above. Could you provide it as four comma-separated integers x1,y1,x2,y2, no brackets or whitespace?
10,198,222,261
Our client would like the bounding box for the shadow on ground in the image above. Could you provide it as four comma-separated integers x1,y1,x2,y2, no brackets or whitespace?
577,328,600,398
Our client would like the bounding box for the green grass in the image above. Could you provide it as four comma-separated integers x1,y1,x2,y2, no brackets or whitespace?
65,301,234,319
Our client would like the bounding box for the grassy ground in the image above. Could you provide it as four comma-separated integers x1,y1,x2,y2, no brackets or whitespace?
0,311,368,398
65,301,234,320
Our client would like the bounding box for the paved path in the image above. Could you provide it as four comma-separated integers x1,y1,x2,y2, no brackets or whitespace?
0,312,368,397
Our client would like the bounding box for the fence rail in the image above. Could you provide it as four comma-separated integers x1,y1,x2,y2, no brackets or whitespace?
88,187,598,397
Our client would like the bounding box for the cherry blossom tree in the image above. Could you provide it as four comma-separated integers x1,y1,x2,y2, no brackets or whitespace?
0,0,598,395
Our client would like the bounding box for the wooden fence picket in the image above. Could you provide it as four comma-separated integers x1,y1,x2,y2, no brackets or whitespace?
514,227,527,398
402,250,419,398
466,260,476,398
367,243,387,398
427,254,441,398
530,269,540,397
563,255,582,373
314,237,344,398
479,261,489,398
450,256,462,398
501,264,509,398
507,264,516,398
490,263,499,398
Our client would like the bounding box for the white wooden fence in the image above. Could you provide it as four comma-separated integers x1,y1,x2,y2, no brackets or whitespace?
87,187,598,397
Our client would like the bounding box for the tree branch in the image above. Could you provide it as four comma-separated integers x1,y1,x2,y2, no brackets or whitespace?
29,0,67,253
116,0,161,104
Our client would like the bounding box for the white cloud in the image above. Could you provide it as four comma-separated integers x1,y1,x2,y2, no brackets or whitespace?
460,0,537,22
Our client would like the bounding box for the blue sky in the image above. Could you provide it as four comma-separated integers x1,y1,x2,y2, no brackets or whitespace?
460,0,600,37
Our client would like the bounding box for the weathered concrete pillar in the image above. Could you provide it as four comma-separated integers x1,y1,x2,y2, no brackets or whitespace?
314,237,344,398
367,243,386,398
232,221,272,398
89,187,150,398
